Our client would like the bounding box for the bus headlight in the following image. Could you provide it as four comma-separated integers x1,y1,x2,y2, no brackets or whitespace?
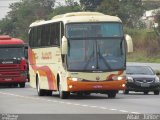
112,76,126,81
68,77,83,82
155,76,160,83
127,77,133,82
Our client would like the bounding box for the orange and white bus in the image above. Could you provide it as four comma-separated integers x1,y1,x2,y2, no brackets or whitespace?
28,12,133,99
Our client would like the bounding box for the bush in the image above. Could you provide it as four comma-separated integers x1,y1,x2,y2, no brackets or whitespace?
125,27,160,62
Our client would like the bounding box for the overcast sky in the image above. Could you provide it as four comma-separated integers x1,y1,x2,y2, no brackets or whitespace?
0,0,20,19
0,0,80,20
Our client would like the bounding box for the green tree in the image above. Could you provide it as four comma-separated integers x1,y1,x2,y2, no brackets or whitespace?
97,0,144,28
154,11,160,36
0,0,55,41
97,0,120,16
119,0,144,28
80,0,103,11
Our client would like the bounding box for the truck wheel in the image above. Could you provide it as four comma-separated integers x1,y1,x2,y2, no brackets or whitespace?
19,83,25,88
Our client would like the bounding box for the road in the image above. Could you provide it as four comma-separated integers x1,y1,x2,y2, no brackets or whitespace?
0,63,160,120
0,84,159,114
127,62,160,70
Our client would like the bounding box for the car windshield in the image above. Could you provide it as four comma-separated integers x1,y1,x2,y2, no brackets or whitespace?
126,66,154,75
0,47,24,59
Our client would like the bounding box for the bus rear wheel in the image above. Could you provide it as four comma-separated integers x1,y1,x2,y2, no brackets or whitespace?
37,78,45,96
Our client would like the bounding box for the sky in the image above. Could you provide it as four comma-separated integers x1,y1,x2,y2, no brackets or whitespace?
0,0,20,20
0,0,79,20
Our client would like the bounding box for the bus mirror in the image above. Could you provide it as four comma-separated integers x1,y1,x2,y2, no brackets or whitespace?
125,34,133,53
25,50,28,59
24,45,28,59
61,36,68,55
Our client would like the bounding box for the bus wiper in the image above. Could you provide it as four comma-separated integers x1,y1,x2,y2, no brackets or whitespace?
97,44,111,70
83,50,95,70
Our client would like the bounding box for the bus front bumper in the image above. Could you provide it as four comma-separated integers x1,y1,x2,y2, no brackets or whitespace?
67,80,126,92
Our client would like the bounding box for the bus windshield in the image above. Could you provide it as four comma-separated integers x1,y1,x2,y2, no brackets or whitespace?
0,47,24,59
66,23,125,72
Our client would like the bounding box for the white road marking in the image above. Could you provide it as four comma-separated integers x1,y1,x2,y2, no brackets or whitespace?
99,107,107,110
110,109,117,111
131,112,141,114
119,110,129,113
0,91,140,114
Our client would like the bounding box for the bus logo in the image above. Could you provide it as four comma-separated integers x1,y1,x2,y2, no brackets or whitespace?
96,76,100,81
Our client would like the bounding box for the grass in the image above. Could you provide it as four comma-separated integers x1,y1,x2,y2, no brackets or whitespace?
125,28,160,63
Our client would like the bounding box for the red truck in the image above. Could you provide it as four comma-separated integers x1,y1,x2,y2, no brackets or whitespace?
0,35,28,88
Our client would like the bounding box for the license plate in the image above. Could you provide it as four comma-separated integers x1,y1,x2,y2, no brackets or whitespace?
141,83,150,87
5,78,12,81
93,85,103,89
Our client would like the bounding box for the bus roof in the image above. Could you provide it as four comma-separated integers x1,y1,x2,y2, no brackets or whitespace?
30,12,122,27
0,35,25,45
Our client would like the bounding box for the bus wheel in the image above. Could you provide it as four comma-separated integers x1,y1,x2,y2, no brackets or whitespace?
37,78,45,96
45,90,52,96
19,83,25,88
59,83,70,99
108,91,117,98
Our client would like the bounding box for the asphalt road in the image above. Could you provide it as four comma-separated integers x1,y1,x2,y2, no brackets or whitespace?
0,62,160,120
0,84,159,115
127,62,160,70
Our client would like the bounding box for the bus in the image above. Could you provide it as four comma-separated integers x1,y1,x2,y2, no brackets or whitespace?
0,35,28,88
28,12,133,99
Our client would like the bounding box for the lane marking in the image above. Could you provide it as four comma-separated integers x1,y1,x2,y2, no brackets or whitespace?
131,112,141,114
0,91,141,114
119,110,129,113
110,109,117,111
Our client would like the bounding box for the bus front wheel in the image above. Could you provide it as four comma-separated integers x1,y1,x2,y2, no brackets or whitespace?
108,91,117,98
58,83,70,99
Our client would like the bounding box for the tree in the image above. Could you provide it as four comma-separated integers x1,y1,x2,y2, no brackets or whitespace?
97,0,144,28
80,0,103,11
97,0,120,16
48,1,81,19
119,0,144,28
0,0,55,41
154,11,160,36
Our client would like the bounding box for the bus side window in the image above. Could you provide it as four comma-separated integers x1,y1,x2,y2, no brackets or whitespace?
50,24,55,45
50,22,60,46
37,26,41,47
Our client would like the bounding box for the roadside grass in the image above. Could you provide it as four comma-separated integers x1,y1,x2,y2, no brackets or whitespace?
125,28,160,63
127,55,160,63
